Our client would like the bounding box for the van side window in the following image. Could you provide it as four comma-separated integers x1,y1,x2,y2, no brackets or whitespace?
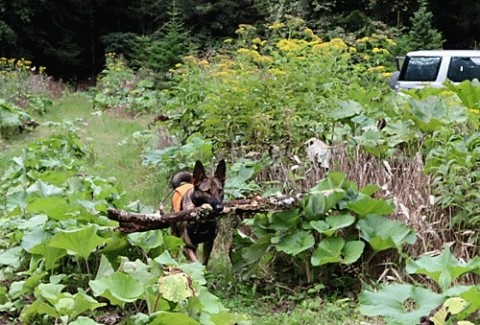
447,57,480,82
399,56,441,81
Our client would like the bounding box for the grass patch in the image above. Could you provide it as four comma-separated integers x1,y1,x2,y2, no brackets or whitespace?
1,93,165,207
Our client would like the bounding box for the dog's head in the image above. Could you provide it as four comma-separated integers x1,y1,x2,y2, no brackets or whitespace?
191,159,226,213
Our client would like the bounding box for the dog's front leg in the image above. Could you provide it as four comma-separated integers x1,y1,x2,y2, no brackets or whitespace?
202,240,214,267
182,230,199,262
183,246,198,263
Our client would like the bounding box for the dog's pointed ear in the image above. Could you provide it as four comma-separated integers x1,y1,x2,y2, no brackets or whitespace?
214,159,226,185
193,160,206,185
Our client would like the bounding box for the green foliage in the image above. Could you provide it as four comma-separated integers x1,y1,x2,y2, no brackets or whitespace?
0,58,54,114
0,121,240,323
0,57,55,139
231,172,415,284
0,99,35,139
159,21,396,163
405,249,480,292
360,284,445,324
394,0,444,53
359,248,480,324
91,53,160,113
130,2,194,74
424,129,480,227
143,136,213,171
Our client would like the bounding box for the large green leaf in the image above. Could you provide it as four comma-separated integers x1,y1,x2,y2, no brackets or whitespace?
327,100,363,120
149,312,200,325
20,299,60,321
241,235,271,264
445,79,480,110
127,230,164,252
311,237,364,266
407,97,467,132
310,214,355,237
36,283,65,305
27,196,78,220
49,225,109,259
304,172,348,218
0,246,23,268
69,317,102,325
359,284,445,325
89,272,144,307
342,240,366,264
21,228,50,253
347,194,394,217
95,255,115,279
26,180,63,197
444,285,480,318
272,230,315,256
357,214,416,252
406,249,480,291
268,209,301,231
155,251,180,266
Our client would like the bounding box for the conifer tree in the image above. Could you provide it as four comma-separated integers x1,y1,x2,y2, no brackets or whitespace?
406,0,444,50
130,0,193,73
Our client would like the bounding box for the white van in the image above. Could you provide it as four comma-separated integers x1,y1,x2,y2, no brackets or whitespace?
389,50,480,90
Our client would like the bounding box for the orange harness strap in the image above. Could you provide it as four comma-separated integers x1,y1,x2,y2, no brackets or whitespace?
172,183,193,212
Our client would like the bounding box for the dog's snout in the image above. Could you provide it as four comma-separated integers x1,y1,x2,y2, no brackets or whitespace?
212,202,224,212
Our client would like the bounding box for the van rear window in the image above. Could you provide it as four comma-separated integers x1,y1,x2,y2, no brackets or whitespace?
399,56,442,81
447,57,480,82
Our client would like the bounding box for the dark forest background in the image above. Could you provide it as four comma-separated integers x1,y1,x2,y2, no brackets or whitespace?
1,0,478,82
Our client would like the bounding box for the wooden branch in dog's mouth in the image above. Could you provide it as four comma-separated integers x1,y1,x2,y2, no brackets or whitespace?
107,194,305,234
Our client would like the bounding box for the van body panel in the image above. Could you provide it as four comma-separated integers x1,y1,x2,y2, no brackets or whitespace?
391,50,480,90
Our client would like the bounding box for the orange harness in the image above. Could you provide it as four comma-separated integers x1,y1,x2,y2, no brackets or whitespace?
172,183,193,212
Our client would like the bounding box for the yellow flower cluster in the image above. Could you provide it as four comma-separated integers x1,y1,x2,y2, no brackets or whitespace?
276,39,308,52
312,38,347,51
367,65,386,72
235,24,257,37
268,21,285,30
183,55,209,67
237,48,273,64
268,68,287,76
372,47,390,55
0,57,45,74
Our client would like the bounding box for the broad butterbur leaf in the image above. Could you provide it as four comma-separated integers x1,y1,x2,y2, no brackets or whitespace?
272,230,315,256
444,285,480,318
27,197,77,221
158,270,196,303
347,195,394,217
154,251,179,266
310,214,355,237
429,297,469,325
358,214,416,252
69,317,102,325
0,246,22,268
89,272,144,307
304,172,349,218
311,237,364,266
406,249,480,291
149,311,200,325
49,225,109,259
26,180,63,197
127,230,163,252
359,284,444,325
95,255,114,279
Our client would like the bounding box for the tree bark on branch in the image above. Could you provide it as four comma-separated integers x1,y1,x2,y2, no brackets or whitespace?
107,194,304,234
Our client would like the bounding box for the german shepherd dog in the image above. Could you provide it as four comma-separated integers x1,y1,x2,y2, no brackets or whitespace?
170,160,226,266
